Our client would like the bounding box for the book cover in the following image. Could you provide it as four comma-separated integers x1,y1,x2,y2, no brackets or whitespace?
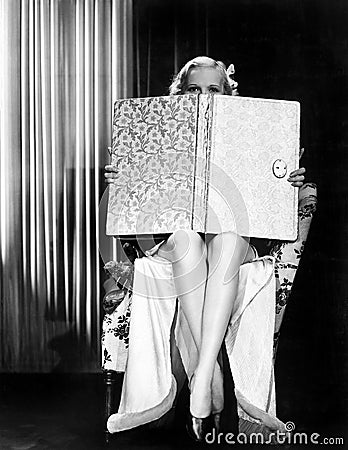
106,94,299,240
204,95,299,239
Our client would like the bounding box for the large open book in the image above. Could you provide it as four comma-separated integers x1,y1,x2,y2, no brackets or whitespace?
106,94,299,240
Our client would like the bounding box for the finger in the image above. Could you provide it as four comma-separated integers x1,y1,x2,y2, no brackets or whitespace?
105,164,117,172
105,177,116,184
291,167,306,175
105,172,118,179
291,181,304,187
288,175,305,183
289,167,306,177
299,147,305,159
288,174,305,180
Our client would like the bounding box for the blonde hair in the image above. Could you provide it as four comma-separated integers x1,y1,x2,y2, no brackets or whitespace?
169,56,239,96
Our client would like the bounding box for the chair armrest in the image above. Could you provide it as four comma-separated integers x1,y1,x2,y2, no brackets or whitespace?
270,182,317,335
101,290,132,372
103,289,127,314
270,182,317,263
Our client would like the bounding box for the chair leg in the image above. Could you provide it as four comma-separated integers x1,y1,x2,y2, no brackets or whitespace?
104,370,117,444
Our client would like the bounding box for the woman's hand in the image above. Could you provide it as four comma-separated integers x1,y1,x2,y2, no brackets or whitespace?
287,147,306,187
288,167,306,187
104,164,118,184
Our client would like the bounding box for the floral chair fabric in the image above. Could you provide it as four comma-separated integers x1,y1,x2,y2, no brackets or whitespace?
101,182,317,372
270,182,317,355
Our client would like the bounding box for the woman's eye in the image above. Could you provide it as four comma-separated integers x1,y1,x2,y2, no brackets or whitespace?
187,86,200,93
209,87,220,93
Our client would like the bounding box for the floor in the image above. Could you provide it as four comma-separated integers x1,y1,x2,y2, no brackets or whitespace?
0,373,191,450
0,372,236,450
0,346,347,450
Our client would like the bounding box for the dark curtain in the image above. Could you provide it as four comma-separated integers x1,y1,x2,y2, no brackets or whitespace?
0,0,133,373
133,0,348,439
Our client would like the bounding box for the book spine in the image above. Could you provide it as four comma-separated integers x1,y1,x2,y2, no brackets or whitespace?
191,97,200,229
203,95,214,232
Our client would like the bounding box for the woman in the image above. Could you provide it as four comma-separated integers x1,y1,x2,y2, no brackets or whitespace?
104,56,305,441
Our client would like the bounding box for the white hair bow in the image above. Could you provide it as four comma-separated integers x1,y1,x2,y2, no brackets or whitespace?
227,63,239,94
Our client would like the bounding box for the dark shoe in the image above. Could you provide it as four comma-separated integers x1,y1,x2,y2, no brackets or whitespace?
212,412,221,433
186,413,212,443
187,373,213,442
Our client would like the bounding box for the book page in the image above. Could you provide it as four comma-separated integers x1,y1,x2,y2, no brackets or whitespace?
207,95,299,240
106,95,199,235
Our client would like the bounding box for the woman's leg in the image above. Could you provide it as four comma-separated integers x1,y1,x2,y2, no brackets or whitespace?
190,232,254,418
157,230,207,351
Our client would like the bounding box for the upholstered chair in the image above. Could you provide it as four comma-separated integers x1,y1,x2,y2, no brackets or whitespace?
101,182,317,442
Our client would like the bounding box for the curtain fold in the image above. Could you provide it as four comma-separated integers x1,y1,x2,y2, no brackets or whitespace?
0,0,133,372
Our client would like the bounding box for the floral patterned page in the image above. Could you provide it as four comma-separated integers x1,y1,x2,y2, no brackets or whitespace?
207,95,299,240
106,95,199,235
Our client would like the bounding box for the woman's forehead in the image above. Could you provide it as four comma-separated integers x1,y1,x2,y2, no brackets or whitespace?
186,66,223,85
